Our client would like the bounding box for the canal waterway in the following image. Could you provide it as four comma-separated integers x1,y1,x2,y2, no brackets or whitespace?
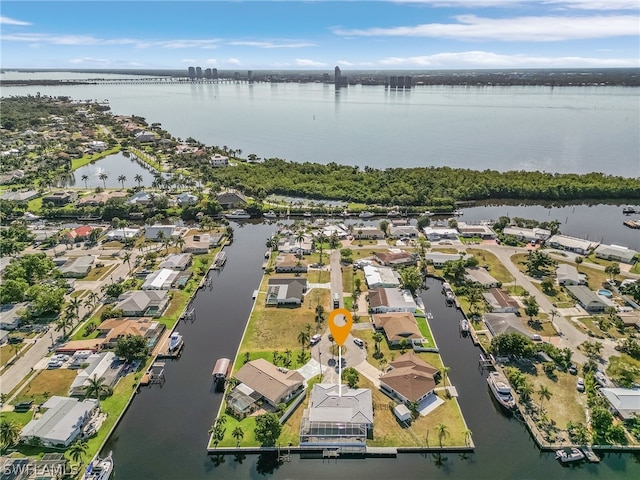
103,222,640,479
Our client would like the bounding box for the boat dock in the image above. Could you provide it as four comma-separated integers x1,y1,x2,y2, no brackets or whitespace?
140,362,166,386
582,446,600,463
157,336,184,359
212,251,227,269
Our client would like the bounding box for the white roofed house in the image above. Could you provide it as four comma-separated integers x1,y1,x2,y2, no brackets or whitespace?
547,234,597,255
501,227,551,243
556,264,586,286
368,288,417,314
141,268,179,290
594,244,638,264
465,267,501,288
210,153,229,167
363,264,401,289
423,226,458,242
113,290,170,317
424,252,471,268
456,222,496,239
69,352,117,396
158,253,192,271
599,388,640,420
388,225,420,239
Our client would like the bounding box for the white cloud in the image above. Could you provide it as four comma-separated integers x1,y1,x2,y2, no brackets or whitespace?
377,50,640,67
226,58,242,65
542,0,640,10
227,40,316,49
0,16,32,26
332,14,639,41
394,0,639,8
205,58,218,65
68,57,110,64
295,59,327,67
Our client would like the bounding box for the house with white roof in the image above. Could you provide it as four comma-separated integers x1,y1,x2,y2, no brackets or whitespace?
141,268,179,290
456,222,496,239
423,226,458,242
20,396,99,447
388,225,420,239
363,264,401,289
105,227,141,241
424,252,471,268
69,352,117,396
556,264,586,286
465,267,500,288
158,253,192,271
210,153,229,167
600,388,640,420
594,244,638,264
368,288,417,314
113,290,169,317
502,227,551,243
548,234,597,255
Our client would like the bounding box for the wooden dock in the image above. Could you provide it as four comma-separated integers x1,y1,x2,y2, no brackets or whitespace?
582,446,600,463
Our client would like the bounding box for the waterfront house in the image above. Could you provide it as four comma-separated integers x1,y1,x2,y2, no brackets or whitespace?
59,256,95,278
594,244,638,264
126,190,153,206
465,267,501,288
482,288,520,313
566,285,608,313
105,227,141,242
354,227,385,240
97,317,164,348
372,312,423,345
182,233,222,253
158,253,192,271
278,234,314,256
363,264,401,289
379,353,439,404
456,222,496,239
210,153,229,167
134,131,157,143
20,396,99,448
388,225,420,239
547,234,597,255
176,192,198,206
556,264,586,286
424,252,471,268
230,359,304,415
42,190,77,206
368,288,417,314
373,250,418,268
275,254,308,274
144,225,177,241
141,268,179,290
501,226,551,243
599,388,640,420
216,189,247,209
299,383,373,448
265,277,307,307
87,140,106,152
68,352,118,396
76,191,128,206
423,226,458,242
483,313,533,339
113,290,170,317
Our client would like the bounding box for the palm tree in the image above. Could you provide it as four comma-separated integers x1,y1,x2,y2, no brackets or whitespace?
0,418,22,449
436,423,450,447
297,329,310,351
56,314,71,338
232,426,244,447
84,375,110,408
537,385,552,410
441,366,451,397
98,172,108,189
68,439,88,464
462,428,473,446
295,230,306,258
81,174,89,189
316,232,326,266
175,237,185,253
134,174,143,188
123,252,132,274
372,332,384,356
117,174,127,188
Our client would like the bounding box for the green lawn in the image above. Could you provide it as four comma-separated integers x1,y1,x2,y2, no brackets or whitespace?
71,146,120,170
607,354,640,384
416,317,437,348
13,369,77,405
467,248,515,284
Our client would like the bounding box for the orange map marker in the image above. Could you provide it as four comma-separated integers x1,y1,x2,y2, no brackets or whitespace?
328,308,353,346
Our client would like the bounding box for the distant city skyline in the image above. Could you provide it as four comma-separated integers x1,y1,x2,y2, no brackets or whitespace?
1,1,639,70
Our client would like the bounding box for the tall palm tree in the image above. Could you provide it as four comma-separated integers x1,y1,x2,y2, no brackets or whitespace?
122,252,132,274
441,366,451,397
316,232,326,266
462,428,473,446
436,423,450,447
295,230,305,258
0,419,22,449
117,174,127,188
84,375,110,408
175,237,185,253
81,174,89,189
98,172,108,189
297,329,310,351
68,439,88,464
537,385,552,410
134,174,143,188
232,426,244,447
372,332,384,355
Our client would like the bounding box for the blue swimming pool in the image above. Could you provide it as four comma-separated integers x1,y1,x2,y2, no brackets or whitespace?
598,289,613,297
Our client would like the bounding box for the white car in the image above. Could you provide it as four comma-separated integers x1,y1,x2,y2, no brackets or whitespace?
353,338,364,348
47,360,64,369
310,334,321,346
576,377,585,392
51,354,69,362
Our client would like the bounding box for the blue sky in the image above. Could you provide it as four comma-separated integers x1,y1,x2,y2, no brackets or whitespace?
1,1,638,70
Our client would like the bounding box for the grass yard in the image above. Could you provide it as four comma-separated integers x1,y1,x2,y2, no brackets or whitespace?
467,248,515,284
607,354,640,384
307,270,330,284
416,317,437,349
13,369,77,405
81,263,119,282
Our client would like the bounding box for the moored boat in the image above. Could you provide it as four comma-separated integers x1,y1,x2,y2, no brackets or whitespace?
84,451,113,480
212,358,231,390
460,319,470,334
168,332,183,353
263,210,277,218
225,209,251,219
359,211,374,218
487,371,516,410
555,447,585,463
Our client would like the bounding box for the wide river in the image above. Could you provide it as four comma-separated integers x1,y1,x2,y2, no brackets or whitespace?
102,220,639,480
2,71,639,176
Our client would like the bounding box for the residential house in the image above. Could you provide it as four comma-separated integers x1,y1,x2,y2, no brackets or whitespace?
547,234,597,255
275,254,308,274
59,256,95,278
68,352,118,396
354,227,385,240
387,226,420,239
144,225,176,241
600,388,640,420
176,192,198,206
368,288,417,314
87,140,107,152
482,288,520,314
0,190,39,203
134,131,157,143
465,267,501,288
158,253,192,271
72,225,93,240
182,233,217,254
113,290,170,317
456,222,496,239
265,277,307,307
127,190,153,206
363,264,401,289
594,244,638,264
278,234,314,256
501,227,551,243
566,285,609,313
483,313,533,339
424,252,471,268
379,353,440,404
372,312,422,346
77,191,128,206
556,264,586,286
216,189,247,209
97,317,164,348
0,302,28,330
423,226,458,242
299,383,373,448
210,153,229,167
141,268,179,290
373,250,418,268
229,358,304,414
105,227,141,242
20,396,99,448
42,191,77,206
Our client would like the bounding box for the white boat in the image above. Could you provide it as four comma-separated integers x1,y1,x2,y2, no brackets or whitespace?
555,447,585,463
359,211,374,218
168,332,183,353
303,211,312,217
387,210,401,217
453,209,463,216
420,210,434,217
460,319,470,333
263,210,277,218
487,371,516,410
84,451,113,480
225,209,251,219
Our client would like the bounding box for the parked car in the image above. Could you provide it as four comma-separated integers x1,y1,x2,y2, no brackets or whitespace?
576,377,585,392
51,354,69,362
353,338,364,348
568,364,578,375
595,370,608,387
309,334,321,346
47,360,64,369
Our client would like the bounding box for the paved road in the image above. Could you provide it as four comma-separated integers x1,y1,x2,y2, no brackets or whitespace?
329,250,343,308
